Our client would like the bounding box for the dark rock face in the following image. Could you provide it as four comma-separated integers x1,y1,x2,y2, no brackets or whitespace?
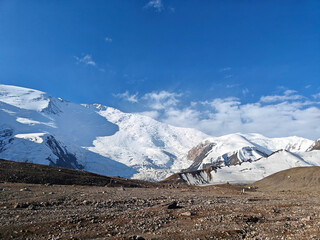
45,135,84,170
187,141,215,161
41,98,62,115
187,141,270,171
0,128,14,153
310,140,320,151
187,141,216,170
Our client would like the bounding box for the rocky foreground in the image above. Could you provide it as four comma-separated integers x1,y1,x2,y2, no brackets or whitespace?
1,160,320,239
1,182,320,240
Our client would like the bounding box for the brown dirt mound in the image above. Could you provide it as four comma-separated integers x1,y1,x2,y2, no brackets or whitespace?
253,166,320,192
0,158,161,188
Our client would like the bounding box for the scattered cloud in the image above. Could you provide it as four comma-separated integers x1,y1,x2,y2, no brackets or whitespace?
142,91,182,110
114,91,139,103
168,7,175,13
74,55,96,66
305,85,312,89
131,89,320,139
144,0,164,12
219,67,232,72
260,90,303,103
139,110,160,119
313,93,320,99
105,37,112,43
242,88,249,95
226,84,240,88
224,74,233,79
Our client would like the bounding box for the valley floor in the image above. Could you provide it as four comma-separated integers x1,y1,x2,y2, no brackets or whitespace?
0,183,320,239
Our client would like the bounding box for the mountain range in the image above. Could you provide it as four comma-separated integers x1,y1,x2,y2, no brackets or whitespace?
0,84,319,184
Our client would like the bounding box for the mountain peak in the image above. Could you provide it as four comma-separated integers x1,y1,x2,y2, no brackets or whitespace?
0,84,50,112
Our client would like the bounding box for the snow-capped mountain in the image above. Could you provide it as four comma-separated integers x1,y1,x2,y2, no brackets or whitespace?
0,84,208,181
0,84,318,183
177,149,320,185
186,133,314,171
178,133,316,185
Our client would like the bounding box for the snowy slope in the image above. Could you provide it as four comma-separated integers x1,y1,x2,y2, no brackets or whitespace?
87,105,208,181
180,150,320,185
0,84,208,181
244,133,314,152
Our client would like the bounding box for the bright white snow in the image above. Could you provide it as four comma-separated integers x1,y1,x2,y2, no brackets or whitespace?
0,84,49,111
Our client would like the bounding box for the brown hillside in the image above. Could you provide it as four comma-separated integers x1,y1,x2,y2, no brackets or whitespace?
253,166,320,192
0,158,160,188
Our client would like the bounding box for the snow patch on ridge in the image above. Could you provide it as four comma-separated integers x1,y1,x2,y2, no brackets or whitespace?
0,84,49,111
15,133,46,144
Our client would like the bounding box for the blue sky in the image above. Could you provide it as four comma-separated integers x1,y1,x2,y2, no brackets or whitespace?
1,0,320,139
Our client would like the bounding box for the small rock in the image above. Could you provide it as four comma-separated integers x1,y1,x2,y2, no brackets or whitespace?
119,186,125,191
180,211,194,216
13,203,29,209
0,188,5,191
167,201,182,209
301,216,311,222
20,187,31,192
134,236,145,240
27,204,36,210
83,200,91,205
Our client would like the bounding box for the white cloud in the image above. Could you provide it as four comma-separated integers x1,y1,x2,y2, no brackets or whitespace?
74,55,96,66
142,91,182,110
260,89,303,103
135,90,320,140
226,84,240,88
224,74,233,79
313,93,320,99
242,88,249,95
105,37,112,43
139,110,160,119
219,67,232,72
114,91,139,103
144,0,164,12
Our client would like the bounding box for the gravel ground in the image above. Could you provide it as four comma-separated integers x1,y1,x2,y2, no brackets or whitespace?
1,182,320,240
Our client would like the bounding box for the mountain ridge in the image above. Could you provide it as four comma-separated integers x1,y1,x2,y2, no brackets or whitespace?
0,84,318,183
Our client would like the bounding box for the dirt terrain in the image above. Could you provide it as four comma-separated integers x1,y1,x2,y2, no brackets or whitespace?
0,159,159,188
1,160,320,239
253,166,320,192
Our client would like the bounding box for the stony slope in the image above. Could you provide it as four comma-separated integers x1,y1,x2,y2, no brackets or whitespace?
253,166,320,191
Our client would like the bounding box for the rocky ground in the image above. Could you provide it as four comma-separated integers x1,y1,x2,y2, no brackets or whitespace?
1,182,320,240
1,159,320,239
